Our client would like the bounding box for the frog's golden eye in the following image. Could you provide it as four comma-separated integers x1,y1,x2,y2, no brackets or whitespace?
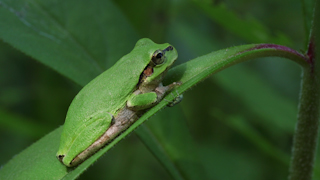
152,50,165,65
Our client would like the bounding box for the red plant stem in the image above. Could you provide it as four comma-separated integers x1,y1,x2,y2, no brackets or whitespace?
242,41,319,179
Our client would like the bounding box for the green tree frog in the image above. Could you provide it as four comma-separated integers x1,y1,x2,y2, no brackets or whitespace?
56,38,181,167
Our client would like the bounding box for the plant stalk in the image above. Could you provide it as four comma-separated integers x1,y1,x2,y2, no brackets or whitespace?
289,0,320,178
289,65,319,180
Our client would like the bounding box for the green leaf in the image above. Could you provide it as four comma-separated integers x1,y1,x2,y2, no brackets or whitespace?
212,65,297,134
212,109,290,165
0,43,307,179
0,0,138,86
137,108,207,180
0,127,67,180
136,124,185,180
0,109,50,138
193,1,293,45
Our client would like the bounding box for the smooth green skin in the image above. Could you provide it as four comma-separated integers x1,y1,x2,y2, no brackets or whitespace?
56,38,178,167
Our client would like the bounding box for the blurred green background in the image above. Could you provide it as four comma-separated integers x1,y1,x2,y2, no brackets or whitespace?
0,0,318,179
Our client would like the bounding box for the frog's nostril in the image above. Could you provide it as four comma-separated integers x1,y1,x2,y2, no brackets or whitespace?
57,154,65,163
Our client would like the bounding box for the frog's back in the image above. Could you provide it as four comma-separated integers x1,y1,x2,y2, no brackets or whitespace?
69,39,162,122
68,51,148,124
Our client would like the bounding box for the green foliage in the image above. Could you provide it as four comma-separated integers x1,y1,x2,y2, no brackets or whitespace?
193,1,293,45
0,0,138,86
0,0,318,180
0,127,67,180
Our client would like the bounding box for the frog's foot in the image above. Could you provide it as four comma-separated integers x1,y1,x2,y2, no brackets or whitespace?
166,81,182,91
164,90,183,107
155,81,182,95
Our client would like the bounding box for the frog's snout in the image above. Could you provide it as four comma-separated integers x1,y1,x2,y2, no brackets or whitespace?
57,154,65,163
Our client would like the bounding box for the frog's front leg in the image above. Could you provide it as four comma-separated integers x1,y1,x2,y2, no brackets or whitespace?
127,82,181,111
127,91,158,111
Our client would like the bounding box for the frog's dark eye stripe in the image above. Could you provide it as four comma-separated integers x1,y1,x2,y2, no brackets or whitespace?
164,46,173,52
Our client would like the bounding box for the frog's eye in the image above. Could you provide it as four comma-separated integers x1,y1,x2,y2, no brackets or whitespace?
152,50,165,65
